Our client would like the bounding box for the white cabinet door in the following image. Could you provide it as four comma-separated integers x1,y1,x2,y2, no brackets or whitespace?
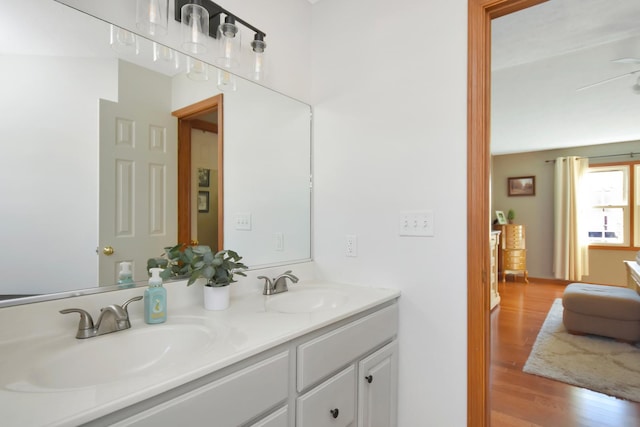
358,341,398,427
297,365,356,427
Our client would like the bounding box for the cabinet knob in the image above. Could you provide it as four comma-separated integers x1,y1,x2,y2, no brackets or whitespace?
365,374,373,384
330,408,339,419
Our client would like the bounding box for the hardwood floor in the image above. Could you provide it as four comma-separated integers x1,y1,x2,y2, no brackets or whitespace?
490,279,640,426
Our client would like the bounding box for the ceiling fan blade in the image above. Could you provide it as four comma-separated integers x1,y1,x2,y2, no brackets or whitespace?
576,69,640,92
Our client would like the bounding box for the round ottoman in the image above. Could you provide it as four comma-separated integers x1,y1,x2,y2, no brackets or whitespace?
562,283,640,343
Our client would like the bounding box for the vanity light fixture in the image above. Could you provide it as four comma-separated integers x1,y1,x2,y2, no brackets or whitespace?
180,2,209,54
136,0,169,36
250,33,267,81
216,15,241,69
217,68,237,91
187,57,209,81
153,42,180,69
174,0,267,79
109,25,139,55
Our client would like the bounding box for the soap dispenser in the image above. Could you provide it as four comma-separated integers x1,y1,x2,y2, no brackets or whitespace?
144,268,167,324
117,261,134,288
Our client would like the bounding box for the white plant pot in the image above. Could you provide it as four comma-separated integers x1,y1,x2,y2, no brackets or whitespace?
203,285,230,310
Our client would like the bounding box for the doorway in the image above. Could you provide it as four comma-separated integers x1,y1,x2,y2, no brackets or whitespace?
467,0,547,425
172,94,224,251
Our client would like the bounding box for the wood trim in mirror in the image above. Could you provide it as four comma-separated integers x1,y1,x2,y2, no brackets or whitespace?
467,1,548,426
173,94,224,251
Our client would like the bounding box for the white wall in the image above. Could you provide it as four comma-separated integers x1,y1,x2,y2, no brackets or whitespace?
310,0,468,425
0,56,116,295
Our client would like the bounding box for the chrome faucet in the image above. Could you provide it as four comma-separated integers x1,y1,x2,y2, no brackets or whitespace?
259,270,299,295
60,296,142,339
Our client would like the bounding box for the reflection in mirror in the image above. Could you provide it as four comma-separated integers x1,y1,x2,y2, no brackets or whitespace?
0,0,311,306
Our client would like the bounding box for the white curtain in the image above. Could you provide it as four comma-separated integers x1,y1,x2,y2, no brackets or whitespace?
553,156,589,281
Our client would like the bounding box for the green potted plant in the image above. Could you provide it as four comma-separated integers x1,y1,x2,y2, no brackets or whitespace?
507,209,515,224
148,244,248,310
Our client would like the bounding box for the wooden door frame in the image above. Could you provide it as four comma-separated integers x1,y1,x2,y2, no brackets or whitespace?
467,1,547,425
172,94,224,250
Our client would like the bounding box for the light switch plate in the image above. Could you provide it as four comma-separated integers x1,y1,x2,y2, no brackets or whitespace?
399,210,434,237
235,213,252,230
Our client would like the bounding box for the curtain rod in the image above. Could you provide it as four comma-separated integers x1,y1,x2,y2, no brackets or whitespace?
544,152,640,163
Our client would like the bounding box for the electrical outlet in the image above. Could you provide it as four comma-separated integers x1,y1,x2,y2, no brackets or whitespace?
346,234,357,257
273,232,284,251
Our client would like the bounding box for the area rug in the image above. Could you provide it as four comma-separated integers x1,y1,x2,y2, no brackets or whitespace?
523,298,640,402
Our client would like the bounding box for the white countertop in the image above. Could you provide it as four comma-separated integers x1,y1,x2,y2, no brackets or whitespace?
0,280,399,427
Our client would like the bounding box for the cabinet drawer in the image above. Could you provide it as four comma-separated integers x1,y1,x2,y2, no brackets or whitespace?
114,352,289,427
505,249,525,258
250,406,288,427
296,365,355,427
297,304,398,392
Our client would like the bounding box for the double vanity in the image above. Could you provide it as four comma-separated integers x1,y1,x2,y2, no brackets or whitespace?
0,277,399,426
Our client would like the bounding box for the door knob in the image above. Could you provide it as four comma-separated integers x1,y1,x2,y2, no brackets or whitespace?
190,239,199,246
103,246,114,256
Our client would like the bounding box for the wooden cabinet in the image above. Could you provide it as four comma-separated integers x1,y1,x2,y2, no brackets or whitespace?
494,224,528,284
489,231,501,309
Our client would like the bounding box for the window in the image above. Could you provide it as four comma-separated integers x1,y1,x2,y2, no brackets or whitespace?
585,164,631,247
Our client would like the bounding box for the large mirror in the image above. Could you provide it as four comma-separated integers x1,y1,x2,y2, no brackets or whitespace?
0,0,311,305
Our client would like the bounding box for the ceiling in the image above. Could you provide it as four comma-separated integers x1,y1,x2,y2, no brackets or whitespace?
491,0,640,155
493,0,640,70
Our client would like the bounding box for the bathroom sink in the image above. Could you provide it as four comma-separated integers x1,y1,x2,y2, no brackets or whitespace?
3,321,216,391
265,287,348,314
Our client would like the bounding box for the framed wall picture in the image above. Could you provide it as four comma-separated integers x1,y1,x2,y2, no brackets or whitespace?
495,210,507,225
508,176,535,196
198,168,210,187
198,191,209,213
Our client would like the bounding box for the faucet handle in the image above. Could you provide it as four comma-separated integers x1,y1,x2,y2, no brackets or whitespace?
258,276,274,295
60,308,95,339
121,296,143,312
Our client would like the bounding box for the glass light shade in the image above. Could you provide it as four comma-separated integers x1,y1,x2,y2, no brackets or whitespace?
216,19,241,68
250,36,267,81
153,42,179,69
217,69,237,91
187,57,209,81
136,0,168,36
109,25,139,55
181,3,209,55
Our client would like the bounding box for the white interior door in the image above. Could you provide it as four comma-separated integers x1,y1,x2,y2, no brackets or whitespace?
98,65,177,285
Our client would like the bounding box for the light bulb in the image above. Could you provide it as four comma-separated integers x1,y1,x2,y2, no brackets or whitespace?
217,69,237,91
136,0,168,36
181,3,209,55
250,34,267,81
216,16,241,69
